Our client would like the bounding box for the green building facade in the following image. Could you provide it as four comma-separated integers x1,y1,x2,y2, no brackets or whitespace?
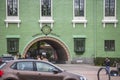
0,0,120,64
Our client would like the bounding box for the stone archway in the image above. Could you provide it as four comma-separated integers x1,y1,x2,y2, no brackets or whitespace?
23,36,70,63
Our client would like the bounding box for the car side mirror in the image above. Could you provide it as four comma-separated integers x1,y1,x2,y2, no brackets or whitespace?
52,69,59,74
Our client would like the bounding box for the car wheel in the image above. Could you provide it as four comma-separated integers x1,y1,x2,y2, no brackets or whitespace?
66,79,76,80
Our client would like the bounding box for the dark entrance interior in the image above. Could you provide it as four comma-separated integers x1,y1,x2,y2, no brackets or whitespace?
25,39,69,64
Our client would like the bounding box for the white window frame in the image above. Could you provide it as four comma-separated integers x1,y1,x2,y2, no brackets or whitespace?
72,0,87,28
4,0,21,28
39,0,54,28
102,0,118,28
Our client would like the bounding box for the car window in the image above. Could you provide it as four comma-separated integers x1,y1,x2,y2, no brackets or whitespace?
0,62,7,69
36,62,57,72
16,62,33,71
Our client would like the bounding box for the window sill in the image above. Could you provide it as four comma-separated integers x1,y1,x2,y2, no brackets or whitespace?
72,19,87,28
39,17,54,28
4,19,21,28
102,18,118,28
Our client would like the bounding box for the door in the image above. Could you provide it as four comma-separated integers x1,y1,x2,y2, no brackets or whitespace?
14,61,39,80
35,62,63,80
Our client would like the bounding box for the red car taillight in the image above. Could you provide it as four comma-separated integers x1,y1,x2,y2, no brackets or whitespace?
0,58,2,63
0,70,4,77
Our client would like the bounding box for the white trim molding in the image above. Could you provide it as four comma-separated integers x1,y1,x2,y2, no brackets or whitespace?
5,19,21,28
102,17,118,28
72,17,87,28
72,0,87,28
4,0,21,28
102,0,118,28
39,17,54,28
39,0,54,28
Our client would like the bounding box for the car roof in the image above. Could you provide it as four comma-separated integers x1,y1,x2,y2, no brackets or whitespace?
6,59,48,64
11,59,49,63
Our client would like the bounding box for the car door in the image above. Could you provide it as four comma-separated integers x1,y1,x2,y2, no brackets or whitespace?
13,61,39,80
35,62,63,80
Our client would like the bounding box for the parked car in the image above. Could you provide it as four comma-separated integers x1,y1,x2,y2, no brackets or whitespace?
0,56,14,64
0,59,86,80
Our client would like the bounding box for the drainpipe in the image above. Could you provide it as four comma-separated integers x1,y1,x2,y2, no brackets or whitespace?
93,0,97,59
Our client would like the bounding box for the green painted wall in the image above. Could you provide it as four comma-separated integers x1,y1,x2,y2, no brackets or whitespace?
0,0,120,63
95,0,120,58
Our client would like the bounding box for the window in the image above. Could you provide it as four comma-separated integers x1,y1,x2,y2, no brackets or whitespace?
104,40,115,51
5,0,21,27
7,0,18,16
36,62,57,72
11,62,33,71
7,38,19,53
41,0,51,16
105,0,115,16
102,0,118,28
39,0,54,28
74,0,84,16
72,0,87,28
74,38,85,53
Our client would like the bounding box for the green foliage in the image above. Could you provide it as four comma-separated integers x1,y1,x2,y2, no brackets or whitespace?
94,57,120,67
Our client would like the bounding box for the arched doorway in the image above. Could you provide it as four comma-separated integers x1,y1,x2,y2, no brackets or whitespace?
23,36,70,63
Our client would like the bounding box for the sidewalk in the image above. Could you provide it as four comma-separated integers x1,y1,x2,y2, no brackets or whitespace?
57,64,120,80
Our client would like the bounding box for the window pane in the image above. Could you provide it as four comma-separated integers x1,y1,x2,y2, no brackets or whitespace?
105,0,115,16
17,62,33,71
74,0,84,16
36,62,56,72
41,0,51,16
105,0,109,16
7,0,18,16
110,0,115,16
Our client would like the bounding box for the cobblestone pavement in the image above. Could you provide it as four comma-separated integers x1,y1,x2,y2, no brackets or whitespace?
57,64,120,80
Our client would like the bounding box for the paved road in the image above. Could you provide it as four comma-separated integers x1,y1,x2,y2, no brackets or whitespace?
57,64,120,80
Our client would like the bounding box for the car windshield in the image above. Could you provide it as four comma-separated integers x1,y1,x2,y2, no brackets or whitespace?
0,62,7,69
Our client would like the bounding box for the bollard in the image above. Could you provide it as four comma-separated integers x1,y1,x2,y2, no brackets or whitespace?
97,67,111,80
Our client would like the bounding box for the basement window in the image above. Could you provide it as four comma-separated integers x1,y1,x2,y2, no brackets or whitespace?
7,38,19,54
104,40,115,51
74,38,85,53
